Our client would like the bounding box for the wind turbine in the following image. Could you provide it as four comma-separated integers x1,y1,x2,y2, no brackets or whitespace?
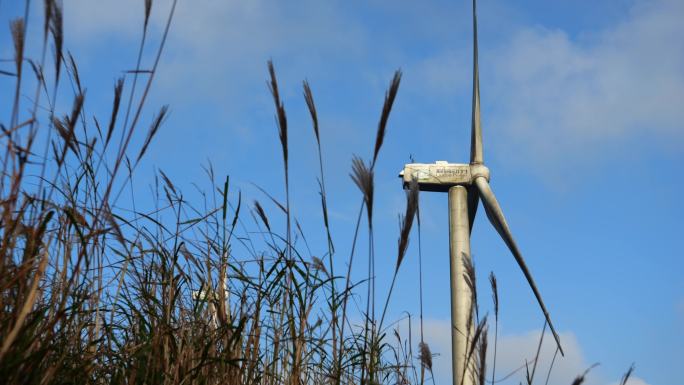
398,1,563,383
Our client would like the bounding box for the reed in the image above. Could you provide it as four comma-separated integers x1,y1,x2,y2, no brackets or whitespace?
0,2,638,385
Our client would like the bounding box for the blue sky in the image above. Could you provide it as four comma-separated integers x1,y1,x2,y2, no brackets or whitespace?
1,0,682,384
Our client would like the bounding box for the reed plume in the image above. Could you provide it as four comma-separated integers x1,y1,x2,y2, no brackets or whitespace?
570,364,599,385
351,155,374,225
0,2,631,384
489,271,499,385
620,364,635,385
372,70,402,166
268,60,288,168
396,179,419,272
254,200,271,232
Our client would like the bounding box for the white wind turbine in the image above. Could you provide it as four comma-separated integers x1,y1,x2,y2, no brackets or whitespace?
398,1,563,384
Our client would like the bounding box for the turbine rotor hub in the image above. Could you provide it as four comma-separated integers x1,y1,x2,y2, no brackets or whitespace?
469,163,490,182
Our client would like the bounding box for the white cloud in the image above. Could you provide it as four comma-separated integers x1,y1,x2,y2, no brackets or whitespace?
391,319,651,385
57,0,378,177
64,0,367,94
609,378,650,385
426,323,593,384
410,50,470,98
60,0,684,176
64,0,143,42
487,0,684,177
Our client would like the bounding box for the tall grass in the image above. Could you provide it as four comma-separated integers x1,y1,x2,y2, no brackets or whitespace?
0,1,639,385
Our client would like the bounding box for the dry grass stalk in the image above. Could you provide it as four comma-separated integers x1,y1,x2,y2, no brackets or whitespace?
310,256,328,277
463,253,478,329
489,271,499,385
372,70,402,166
137,105,168,162
570,363,599,385
0,3,622,384
489,272,498,316
463,316,487,385
396,179,419,272
303,80,319,145
49,1,63,84
337,70,403,385
266,61,292,270
418,341,433,373
43,0,53,39
10,19,25,76
476,325,488,385
379,179,419,336
526,321,547,385
144,0,153,28
106,78,125,147
303,79,339,370
351,156,374,225
620,364,635,385
268,60,288,168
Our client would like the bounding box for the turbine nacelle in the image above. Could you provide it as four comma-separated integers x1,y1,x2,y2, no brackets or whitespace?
398,161,490,192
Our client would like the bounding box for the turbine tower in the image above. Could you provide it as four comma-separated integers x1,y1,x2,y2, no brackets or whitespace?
398,1,563,383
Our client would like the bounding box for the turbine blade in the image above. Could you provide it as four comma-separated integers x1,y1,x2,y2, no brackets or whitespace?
470,0,483,165
474,177,564,356
467,185,479,231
